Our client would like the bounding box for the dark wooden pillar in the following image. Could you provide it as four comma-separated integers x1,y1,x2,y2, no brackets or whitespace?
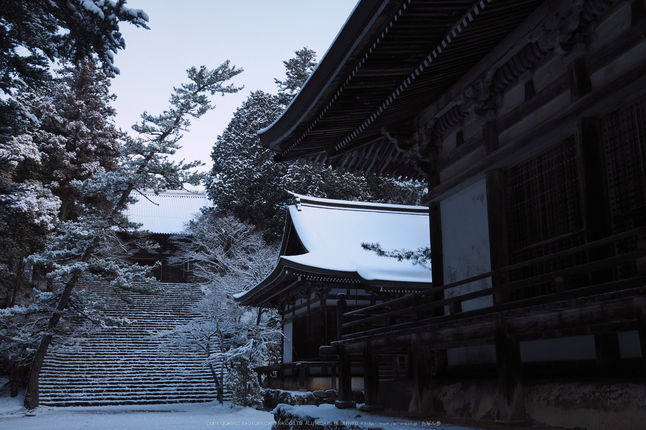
495,318,525,422
361,341,381,410
595,333,621,375
569,57,592,102
335,293,356,408
429,202,448,374
297,362,306,391
291,363,298,389
635,297,646,377
409,333,434,413
484,120,499,155
429,202,443,294
486,169,509,304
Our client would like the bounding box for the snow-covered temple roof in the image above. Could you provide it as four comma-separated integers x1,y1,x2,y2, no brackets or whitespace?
124,190,210,235
236,193,431,306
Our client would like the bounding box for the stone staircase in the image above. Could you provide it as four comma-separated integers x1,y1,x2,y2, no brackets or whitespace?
39,282,225,406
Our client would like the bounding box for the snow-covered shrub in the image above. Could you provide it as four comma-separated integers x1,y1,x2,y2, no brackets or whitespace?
225,354,262,407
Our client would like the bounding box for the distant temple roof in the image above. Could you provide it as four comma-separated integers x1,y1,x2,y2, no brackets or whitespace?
124,190,210,235
236,193,431,307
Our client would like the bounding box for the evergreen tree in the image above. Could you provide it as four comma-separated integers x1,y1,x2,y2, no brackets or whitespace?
207,90,287,237
207,48,426,241
166,211,280,405
21,59,121,221
0,0,149,398
275,47,317,105
0,0,149,94
19,62,242,409
1,0,148,307
0,106,61,309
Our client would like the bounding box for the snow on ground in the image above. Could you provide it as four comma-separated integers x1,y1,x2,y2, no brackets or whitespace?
274,403,479,430
1,392,479,430
1,394,274,430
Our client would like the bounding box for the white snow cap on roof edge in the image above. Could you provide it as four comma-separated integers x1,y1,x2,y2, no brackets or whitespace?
283,192,431,283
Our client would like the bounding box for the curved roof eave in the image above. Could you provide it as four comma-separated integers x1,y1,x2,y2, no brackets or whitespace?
256,0,548,180
234,254,431,308
257,0,396,151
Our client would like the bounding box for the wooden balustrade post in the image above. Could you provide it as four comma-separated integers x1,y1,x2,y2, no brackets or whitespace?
297,362,306,391
361,341,381,410
495,318,526,423
336,293,356,408
409,333,434,414
635,297,646,377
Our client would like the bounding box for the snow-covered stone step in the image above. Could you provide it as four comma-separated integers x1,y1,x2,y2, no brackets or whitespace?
41,357,220,365
39,385,219,394
40,395,225,405
39,282,224,407
41,376,217,382
40,397,224,407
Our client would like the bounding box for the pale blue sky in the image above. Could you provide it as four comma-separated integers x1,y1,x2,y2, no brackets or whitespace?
110,0,358,172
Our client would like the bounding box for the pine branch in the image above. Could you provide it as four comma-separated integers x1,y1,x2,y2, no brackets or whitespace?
361,242,431,269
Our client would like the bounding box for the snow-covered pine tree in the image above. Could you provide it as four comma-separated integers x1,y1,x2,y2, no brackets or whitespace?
0,0,149,94
22,62,243,409
20,59,121,222
0,0,147,398
0,131,61,309
1,60,128,394
207,90,287,238
1,0,149,308
157,284,280,405
169,211,277,289
164,211,280,404
207,48,426,241
274,47,317,105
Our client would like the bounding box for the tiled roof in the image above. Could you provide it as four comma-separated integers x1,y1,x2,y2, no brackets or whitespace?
236,194,431,306
124,190,211,234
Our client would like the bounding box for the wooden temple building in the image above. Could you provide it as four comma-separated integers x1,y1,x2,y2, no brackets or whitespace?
235,193,431,391
256,0,646,427
124,190,210,282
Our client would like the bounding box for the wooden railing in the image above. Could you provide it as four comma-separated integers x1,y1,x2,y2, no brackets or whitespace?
255,360,338,390
340,228,646,341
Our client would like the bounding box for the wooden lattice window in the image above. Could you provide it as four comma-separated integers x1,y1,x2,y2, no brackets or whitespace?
602,99,646,233
601,98,646,277
505,137,586,300
292,310,325,360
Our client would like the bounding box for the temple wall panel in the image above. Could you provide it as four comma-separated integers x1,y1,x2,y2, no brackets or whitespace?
532,54,563,94
447,345,497,366
618,331,641,358
590,39,646,90
497,92,571,149
589,1,632,53
499,80,526,118
520,336,596,362
439,146,486,184
440,178,493,312
283,322,293,363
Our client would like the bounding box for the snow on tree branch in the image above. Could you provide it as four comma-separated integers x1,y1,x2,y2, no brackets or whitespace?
361,242,431,269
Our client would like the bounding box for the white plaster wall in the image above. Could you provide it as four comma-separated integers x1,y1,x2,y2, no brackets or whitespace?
618,331,642,358
440,178,493,312
447,345,497,365
283,321,293,363
520,336,596,362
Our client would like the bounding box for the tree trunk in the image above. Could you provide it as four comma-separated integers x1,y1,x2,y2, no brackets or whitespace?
208,361,223,404
24,272,79,409
8,256,25,308
10,365,24,397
